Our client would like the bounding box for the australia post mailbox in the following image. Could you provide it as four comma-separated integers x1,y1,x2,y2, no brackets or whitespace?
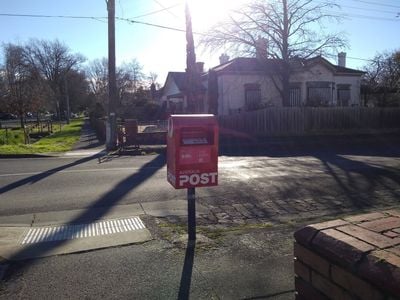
167,114,218,189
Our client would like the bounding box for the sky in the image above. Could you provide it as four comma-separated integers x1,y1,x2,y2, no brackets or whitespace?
0,0,399,85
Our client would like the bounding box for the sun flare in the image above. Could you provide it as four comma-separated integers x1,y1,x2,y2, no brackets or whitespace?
187,0,245,30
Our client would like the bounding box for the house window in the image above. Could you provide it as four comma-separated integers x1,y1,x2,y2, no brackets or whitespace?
244,83,261,111
337,84,351,106
289,83,302,106
306,82,332,106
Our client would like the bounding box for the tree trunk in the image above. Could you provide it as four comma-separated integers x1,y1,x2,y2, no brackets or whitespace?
281,0,290,107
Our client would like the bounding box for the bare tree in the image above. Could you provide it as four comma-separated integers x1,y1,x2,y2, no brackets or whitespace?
87,58,109,108
363,50,400,106
2,43,48,127
120,59,144,93
26,39,85,121
87,58,145,111
148,72,160,89
201,0,347,106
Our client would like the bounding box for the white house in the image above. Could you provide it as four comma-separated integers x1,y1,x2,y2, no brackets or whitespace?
160,53,365,115
160,63,206,114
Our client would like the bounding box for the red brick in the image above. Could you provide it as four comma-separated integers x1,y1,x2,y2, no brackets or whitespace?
294,243,330,277
294,226,319,246
294,259,311,282
312,219,350,230
384,231,399,238
337,225,400,248
331,265,384,300
384,209,400,218
311,228,375,268
360,217,400,233
344,212,386,223
294,220,350,246
358,250,400,297
295,276,328,300
392,228,400,234
312,271,352,300
386,245,400,257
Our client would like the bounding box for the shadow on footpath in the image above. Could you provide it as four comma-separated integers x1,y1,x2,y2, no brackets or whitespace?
178,241,195,300
1,154,166,278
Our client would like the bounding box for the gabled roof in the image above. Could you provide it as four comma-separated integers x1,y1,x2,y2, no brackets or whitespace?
211,57,280,74
207,56,365,76
167,72,187,91
164,71,206,94
305,56,365,75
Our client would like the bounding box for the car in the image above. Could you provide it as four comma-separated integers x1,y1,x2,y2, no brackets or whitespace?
142,125,158,133
0,112,17,120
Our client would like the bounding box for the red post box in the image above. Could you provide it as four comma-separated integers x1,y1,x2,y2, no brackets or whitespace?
167,114,218,189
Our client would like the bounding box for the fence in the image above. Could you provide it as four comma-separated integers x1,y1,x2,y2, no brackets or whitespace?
218,107,400,136
0,120,54,145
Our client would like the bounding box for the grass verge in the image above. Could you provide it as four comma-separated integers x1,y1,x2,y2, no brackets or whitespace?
0,119,84,155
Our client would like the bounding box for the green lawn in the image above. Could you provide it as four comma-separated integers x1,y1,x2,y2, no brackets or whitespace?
0,119,84,155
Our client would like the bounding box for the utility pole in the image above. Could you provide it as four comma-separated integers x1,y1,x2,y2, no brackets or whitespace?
185,1,198,113
106,0,117,150
64,75,70,124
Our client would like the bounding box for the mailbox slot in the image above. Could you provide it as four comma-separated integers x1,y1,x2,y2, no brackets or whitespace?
180,126,214,146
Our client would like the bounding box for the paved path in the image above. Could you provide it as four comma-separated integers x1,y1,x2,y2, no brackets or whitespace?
72,119,104,151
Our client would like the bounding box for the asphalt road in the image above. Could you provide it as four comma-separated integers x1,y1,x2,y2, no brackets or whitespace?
1,145,400,299
1,148,399,218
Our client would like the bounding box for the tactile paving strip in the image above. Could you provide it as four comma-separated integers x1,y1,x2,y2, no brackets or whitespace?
21,217,145,244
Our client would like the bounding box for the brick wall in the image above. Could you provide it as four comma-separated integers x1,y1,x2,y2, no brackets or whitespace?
294,210,400,300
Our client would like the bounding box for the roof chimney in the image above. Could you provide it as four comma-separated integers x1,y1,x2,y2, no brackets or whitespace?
219,53,230,65
338,52,346,67
256,36,268,60
195,62,204,73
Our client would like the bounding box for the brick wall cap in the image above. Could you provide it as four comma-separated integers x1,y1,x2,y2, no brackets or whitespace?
294,219,349,246
359,216,400,233
384,210,400,218
358,250,400,297
312,228,375,268
344,212,386,223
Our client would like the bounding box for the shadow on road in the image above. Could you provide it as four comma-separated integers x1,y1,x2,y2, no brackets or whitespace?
219,132,400,158
0,154,100,195
2,154,166,278
316,154,400,208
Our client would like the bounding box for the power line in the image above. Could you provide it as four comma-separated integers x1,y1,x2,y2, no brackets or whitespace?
323,10,400,21
349,0,400,9
117,16,205,35
340,4,398,15
131,3,182,19
0,13,107,23
0,12,392,64
152,0,181,20
326,53,374,62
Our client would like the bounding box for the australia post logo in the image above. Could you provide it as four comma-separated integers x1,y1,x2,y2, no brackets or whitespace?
168,171,218,188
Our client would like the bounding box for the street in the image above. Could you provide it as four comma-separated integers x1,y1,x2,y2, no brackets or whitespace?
0,145,400,299
1,149,400,221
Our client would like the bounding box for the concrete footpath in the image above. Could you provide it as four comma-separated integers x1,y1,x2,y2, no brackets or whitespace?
0,210,296,299
0,200,208,260
0,199,296,299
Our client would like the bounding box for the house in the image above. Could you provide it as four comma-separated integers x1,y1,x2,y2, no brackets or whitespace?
160,52,365,115
160,63,206,114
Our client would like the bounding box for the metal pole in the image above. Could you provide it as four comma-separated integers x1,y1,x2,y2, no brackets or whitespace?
187,187,196,241
107,0,117,150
